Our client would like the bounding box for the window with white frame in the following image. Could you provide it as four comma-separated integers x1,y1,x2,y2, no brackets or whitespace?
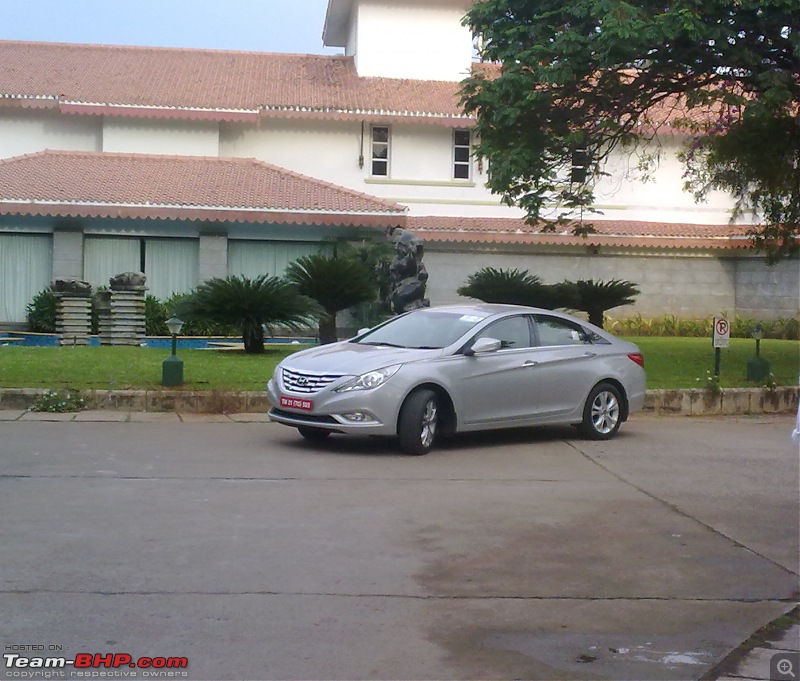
371,126,390,177
453,129,471,179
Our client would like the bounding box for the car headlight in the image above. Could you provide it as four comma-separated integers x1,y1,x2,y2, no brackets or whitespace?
334,365,401,393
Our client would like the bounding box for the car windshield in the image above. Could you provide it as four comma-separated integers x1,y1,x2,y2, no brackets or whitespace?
355,310,489,349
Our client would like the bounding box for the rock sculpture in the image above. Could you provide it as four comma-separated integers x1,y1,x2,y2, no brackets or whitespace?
109,271,147,291
50,279,92,296
386,227,429,314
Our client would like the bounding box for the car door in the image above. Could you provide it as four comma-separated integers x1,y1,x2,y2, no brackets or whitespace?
525,314,603,418
453,314,542,427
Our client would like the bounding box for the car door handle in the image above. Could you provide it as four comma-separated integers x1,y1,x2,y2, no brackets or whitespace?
584,352,598,358
522,360,539,367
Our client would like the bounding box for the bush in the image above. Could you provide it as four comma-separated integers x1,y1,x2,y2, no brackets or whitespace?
26,289,58,333
145,295,169,336
606,314,799,339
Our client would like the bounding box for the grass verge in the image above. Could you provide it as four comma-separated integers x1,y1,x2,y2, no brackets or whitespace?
0,337,797,391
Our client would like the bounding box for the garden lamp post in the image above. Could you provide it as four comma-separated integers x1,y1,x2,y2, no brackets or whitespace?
161,315,184,387
746,324,770,382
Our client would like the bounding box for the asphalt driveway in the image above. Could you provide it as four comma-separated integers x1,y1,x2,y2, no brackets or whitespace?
1,413,797,680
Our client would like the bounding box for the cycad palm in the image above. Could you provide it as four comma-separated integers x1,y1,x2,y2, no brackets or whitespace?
285,253,376,344
561,279,640,328
457,267,561,309
176,275,316,353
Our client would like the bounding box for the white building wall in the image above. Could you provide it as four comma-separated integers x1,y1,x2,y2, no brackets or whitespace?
221,118,363,184
102,118,220,156
0,111,101,159
594,135,744,225
220,119,521,218
350,0,473,80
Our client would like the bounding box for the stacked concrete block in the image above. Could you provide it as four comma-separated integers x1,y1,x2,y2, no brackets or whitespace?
95,290,112,345
51,279,93,347
99,272,147,346
55,295,93,346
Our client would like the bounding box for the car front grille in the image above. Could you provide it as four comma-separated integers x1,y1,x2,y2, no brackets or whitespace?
282,368,345,394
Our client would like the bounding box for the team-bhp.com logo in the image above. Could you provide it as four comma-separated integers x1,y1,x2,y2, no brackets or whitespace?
4,652,188,676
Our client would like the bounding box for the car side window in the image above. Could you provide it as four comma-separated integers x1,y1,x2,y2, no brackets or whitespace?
533,315,588,347
474,315,532,350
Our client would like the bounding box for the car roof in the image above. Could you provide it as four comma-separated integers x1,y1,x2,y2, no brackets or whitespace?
414,303,550,316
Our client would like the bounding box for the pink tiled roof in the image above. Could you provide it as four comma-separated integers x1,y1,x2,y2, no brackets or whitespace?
407,216,753,250
0,150,407,227
0,41,472,125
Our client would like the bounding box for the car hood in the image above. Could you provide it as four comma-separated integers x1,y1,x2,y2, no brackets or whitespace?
280,341,444,375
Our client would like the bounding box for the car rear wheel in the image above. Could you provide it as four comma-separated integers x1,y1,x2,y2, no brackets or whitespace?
298,426,331,441
398,388,439,455
580,383,622,440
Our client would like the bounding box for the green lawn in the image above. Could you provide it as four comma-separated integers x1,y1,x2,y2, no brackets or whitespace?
0,337,797,391
627,336,799,389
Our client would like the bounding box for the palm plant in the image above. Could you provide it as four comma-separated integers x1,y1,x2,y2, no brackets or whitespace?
559,279,640,329
457,267,562,309
175,275,317,353
338,240,395,327
285,253,377,344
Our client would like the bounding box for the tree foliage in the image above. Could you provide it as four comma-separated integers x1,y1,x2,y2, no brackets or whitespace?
284,253,377,344
175,275,316,353
461,0,799,261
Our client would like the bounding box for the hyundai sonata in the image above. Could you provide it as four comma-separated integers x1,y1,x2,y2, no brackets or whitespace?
267,304,646,454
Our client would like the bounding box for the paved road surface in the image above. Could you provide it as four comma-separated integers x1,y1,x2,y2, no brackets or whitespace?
1,414,798,680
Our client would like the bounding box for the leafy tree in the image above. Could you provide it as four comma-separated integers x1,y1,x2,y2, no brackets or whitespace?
285,253,377,344
556,279,640,329
461,0,799,261
175,275,316,353
457,267,563,308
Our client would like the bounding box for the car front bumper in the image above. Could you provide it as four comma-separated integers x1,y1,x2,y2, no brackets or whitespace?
266,379,402,436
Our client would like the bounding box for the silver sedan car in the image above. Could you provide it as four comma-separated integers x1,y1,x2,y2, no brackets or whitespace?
267,304,646,454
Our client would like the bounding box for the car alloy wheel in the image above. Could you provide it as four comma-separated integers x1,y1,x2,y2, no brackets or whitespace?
398,388,439,455
580,382,622,440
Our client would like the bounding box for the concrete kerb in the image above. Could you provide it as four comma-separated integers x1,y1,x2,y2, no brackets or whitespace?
1,386,797,416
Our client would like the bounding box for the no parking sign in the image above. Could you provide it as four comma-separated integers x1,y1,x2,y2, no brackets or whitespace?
713,317,730,348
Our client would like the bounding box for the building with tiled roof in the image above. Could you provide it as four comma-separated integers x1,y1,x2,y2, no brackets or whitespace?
0,0,796,325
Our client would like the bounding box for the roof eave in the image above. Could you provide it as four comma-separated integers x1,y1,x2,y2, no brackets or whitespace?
0,201,407,228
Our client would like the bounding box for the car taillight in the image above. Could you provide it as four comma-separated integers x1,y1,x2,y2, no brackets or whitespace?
627,353,645,368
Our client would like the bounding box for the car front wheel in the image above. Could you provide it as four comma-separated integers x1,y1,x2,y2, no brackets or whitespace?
580,383,623,440
398,388,439,455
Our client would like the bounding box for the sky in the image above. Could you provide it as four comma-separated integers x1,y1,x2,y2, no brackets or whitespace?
0,0,342,54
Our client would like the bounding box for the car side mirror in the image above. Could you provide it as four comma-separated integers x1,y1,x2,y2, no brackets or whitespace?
464,337,503,357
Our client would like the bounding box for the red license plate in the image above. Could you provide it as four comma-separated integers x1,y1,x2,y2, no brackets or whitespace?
280,396,313,411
